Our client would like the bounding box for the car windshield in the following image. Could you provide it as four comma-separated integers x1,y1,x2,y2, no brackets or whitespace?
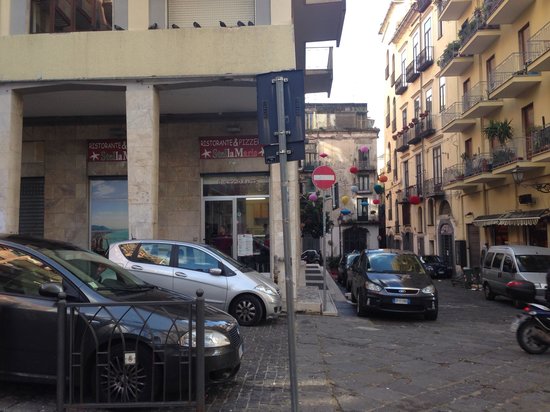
515,254,550,272
39,247,151,296
368,253,426,274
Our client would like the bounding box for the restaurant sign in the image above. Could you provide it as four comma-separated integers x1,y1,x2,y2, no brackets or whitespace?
199,136,263,160
88,140,127,162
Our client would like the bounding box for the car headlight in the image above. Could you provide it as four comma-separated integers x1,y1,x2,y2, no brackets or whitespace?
179,329,231,348
255,284,277,296
366,281,383,292
422,285,436,294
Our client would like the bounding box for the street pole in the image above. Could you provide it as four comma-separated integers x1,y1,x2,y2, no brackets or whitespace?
322,190,327,311
274,75,298,412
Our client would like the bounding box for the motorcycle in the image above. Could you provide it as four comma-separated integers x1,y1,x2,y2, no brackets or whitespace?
511,303,550,354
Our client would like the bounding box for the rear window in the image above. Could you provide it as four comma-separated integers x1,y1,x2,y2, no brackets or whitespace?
367,253,426,274
516,255,550,272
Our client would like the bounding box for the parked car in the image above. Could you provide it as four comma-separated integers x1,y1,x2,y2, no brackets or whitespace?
481,245,550,303
108,240,282,326
337,251,359,290
421,255,452,278
349,249,438,320
301,250,323,265
0,234,243,402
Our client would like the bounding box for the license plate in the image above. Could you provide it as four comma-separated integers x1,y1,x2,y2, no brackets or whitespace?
238,344,244,359
393,298,410,304
510,315,527,332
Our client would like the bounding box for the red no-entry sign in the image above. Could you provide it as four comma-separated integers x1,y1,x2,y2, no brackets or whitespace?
311,165,336,190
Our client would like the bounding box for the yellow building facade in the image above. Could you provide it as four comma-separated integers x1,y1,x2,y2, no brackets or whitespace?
381,0,550,271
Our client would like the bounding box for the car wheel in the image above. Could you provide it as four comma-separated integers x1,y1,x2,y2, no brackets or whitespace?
230,294,264,326
425,310,438,321
483,283,496,300
94,342,155,403
356,290,369,317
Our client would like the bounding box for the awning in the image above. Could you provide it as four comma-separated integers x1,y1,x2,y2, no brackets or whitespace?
473,209,550,227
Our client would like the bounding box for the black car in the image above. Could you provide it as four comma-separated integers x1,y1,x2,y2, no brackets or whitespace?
337,251,359,291
421,255,452,278
0,234,243,402
349,249,438,320
301,250,323,265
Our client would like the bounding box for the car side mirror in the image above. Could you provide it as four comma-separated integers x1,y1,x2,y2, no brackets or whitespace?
209,268,223,276
39,282,64,298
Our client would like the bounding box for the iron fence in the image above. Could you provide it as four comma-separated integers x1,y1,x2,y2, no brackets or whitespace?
56,291,207,411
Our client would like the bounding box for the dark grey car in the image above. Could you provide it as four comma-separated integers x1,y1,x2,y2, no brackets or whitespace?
349,249,438,320
0,234,243,402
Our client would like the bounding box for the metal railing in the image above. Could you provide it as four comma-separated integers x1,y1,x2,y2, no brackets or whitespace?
489,52,537,92
483,0,503,18
458,10,497,48
417,46,434,71
305,46,333,70
423,177,444,197
532,126,550,156
394,74,408,95
406,60,420,83
527,21,550,64
464,153,493,177
462,81,490,113
417,0,432,13
441,101,462,128
492,137,528,168
56,292,207,411
357,160,376,171
443,164,465,186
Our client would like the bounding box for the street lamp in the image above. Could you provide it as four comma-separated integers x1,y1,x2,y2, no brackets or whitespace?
510,165,550,193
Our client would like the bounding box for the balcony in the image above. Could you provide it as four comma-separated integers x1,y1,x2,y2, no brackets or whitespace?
485,0,535,26
531,126,550,162
305,46,334,94
423,177,445,197
441,102,476,133
395,129,411,152
409,114,437,144
357,160,376,172
458,12,500,56
439,0,471,21
443,164,476,190
394,74,408,95
417,0,432,13
417,46,434,72
406,60,420,83
463,153,505,183
489,52,542,99
491,137,543,173
527,22,550,72
461,81,503,119
438,41,474,77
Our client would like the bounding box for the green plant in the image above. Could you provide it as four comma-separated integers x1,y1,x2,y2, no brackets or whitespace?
483,119,514,145
437,40,461,68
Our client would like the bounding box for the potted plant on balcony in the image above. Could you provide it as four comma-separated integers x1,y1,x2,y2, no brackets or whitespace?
483,119,513,146
437,40,461,68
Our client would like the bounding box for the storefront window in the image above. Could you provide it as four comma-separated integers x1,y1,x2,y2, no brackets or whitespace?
90,179,128,256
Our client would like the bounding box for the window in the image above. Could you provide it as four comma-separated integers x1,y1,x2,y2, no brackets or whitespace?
522,103,534,135
177,246,219,272
492,253,504,269
401,108,408,129
403,160,410,190
518,23,531,66
357,175,370,192
486,55,496,90
425,89,433,114
433,146,442,184
30,0,113,33
484,252,495,268
423,17,432,51
135,243,173,266
414,97,421,119
401,51,407,84
439,77,446,112
388,192,393,221
0,245,62,297
412,30,420,71
415,154,422,193
393,150,398,180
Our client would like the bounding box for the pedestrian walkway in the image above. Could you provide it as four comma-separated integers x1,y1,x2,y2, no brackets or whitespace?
296,263,339,316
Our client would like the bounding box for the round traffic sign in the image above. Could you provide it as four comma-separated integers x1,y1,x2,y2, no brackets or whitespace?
311,165,336,190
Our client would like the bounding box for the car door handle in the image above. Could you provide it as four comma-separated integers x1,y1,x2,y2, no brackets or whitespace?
130,265,143,270
175,272,188,278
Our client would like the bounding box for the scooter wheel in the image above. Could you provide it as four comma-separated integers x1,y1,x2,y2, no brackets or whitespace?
516,319,550,354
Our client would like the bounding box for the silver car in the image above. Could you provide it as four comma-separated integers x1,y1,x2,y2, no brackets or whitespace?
108,240,282,326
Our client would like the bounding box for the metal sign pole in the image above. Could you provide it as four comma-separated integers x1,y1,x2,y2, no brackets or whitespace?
274,75,299,412
322,190,327,311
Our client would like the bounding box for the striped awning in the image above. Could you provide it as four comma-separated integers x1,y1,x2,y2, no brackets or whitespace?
473,209,550,227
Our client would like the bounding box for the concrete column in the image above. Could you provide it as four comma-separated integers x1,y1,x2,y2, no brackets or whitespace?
126,83,159,239
269,162,301,305
0,89,23,234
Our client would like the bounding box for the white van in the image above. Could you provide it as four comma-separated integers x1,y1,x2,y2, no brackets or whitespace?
481,245,550,302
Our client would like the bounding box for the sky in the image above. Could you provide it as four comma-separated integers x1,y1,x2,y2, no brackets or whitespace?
306,0,392,164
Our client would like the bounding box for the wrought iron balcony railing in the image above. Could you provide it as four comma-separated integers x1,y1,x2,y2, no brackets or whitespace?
416,0,432,13
417,46,434,71
441,101,462,128
527,21,550,65
464,153,493,177
489,52,538,93
442,164,465,186
406,60,420,83
462,81,490,113
394,74,408,95
531,126,550,156
492,137,528,168
423,177,444,197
